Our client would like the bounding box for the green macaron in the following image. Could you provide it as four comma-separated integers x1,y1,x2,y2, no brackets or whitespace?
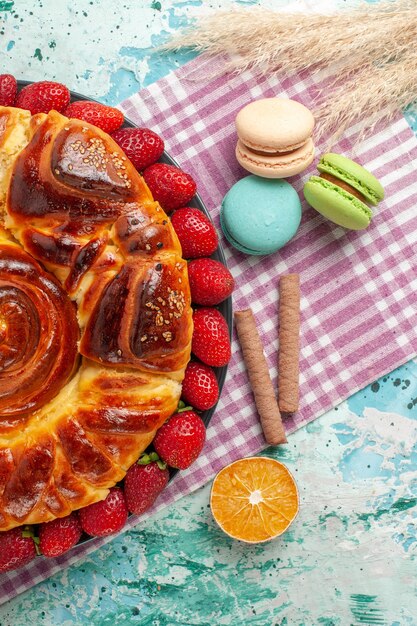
303,153,384,230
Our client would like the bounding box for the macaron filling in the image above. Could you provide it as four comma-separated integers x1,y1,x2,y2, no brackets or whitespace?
307,176,373,219
318,159,382,205
237,140,315,169
319,172,368,204
243,144,306,157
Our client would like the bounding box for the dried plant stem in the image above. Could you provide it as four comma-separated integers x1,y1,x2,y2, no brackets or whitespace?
315,49,417,144
166,3,417,73
164,1,417,144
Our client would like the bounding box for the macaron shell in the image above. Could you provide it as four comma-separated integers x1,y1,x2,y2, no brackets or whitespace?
220,210,265,255
221,176,302,255
303,176,373,230
318,152,384,205
236,98,315,153
236,137,315,178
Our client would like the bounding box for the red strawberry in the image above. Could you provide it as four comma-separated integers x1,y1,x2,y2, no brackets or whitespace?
154,411,206,469
171,207,218,258
0,527,37,573
63,100,124,133
79,488,128,537
39,512,82,558
0,74,17,106
124,454,169,515
188,258,234,305
192,308,231,367
143,163,196,212
111,127,164,171
181,361,219,410
16,81,70,114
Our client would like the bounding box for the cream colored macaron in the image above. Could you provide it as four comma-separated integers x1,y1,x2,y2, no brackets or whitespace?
235,97,315,178
236,137,315,179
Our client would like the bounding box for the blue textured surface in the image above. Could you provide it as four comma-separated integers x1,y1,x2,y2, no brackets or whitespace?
0,0,416,624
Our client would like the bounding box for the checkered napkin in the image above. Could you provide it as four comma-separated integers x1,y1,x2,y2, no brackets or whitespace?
2,54,417,604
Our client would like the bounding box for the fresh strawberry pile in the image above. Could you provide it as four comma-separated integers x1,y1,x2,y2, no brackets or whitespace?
0,75,235,571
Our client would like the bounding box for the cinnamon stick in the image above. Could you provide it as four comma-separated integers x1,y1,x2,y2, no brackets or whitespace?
278,274,300,413
234,308,287,445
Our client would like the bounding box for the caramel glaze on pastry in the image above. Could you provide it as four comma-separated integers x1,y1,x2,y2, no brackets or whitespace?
0,106,192,530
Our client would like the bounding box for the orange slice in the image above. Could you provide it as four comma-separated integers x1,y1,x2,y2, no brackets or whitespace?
210,457,299,543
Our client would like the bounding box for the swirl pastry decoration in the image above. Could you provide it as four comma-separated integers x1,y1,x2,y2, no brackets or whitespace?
0,233,78,421
0,105,192,530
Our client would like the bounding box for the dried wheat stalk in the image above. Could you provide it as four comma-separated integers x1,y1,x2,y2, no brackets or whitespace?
164,1,417,144
315,48,417,144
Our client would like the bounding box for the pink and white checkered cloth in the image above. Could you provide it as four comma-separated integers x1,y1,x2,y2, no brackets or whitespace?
2,53,417,603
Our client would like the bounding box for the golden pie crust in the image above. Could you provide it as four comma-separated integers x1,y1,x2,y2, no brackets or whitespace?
0,106,192,530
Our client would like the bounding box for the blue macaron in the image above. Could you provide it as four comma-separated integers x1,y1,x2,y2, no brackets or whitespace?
220,176,302,255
